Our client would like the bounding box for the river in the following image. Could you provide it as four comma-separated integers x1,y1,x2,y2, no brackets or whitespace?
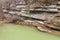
0,24,60,40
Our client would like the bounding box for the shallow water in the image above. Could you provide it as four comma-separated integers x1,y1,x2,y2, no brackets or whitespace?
0,24,60,40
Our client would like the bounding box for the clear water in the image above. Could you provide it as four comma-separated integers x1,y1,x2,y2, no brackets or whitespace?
0,24,60,40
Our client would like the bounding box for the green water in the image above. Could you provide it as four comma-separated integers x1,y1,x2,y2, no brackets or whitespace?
0,24,60,40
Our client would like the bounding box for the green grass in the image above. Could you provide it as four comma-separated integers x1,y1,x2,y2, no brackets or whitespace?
0,24,60,40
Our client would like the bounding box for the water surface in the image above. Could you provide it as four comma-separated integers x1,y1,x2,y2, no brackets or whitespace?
0,24,60,40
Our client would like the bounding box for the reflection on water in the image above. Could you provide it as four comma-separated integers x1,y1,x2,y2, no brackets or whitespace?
0,24,60,40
